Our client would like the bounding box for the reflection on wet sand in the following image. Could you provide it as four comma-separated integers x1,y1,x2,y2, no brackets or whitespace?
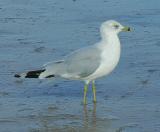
82,103,117,132
83,104,97,132
29,103,115,132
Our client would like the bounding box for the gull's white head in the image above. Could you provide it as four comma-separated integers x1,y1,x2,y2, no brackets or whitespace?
100,20,131,37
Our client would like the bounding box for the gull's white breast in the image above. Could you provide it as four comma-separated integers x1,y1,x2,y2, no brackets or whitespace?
84,35,121,81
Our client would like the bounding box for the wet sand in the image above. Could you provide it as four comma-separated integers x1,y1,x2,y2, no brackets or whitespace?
0,0,160,131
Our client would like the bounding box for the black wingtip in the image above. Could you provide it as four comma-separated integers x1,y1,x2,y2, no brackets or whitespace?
14,74,21,78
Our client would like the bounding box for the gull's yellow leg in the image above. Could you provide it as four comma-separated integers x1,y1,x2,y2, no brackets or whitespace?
92,81,96,103
83,83,88,105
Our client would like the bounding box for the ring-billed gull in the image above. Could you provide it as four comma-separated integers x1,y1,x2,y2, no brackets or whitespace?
15,20,131,104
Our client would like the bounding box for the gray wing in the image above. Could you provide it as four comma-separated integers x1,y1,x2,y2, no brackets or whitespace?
64,46,101,78
41,46,101,79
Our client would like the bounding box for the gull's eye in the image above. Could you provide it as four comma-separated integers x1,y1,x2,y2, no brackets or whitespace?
113,24,119,29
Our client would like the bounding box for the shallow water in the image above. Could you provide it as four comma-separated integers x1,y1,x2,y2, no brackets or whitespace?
0,0,160,131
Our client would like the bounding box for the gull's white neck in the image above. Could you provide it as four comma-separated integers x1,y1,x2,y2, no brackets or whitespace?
96,31,121,74
98,32,120,49
84,31,121,81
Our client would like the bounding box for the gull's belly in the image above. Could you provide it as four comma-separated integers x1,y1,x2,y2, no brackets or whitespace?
94,57,119,78
84,46,120,81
